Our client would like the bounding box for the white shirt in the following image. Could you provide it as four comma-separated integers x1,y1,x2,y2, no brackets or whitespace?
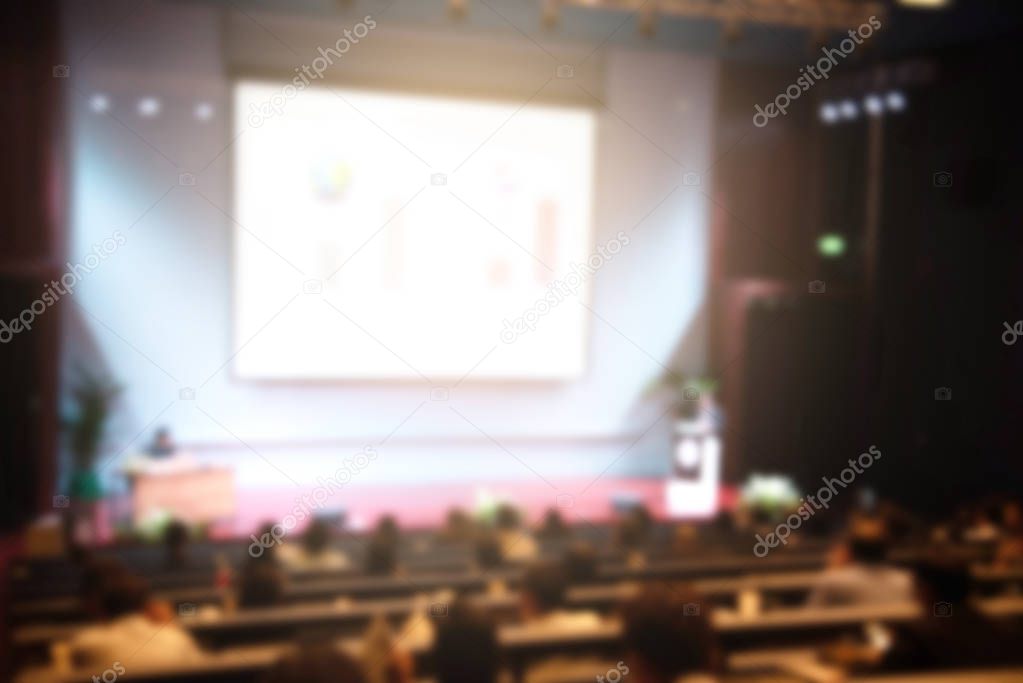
66,614,203,669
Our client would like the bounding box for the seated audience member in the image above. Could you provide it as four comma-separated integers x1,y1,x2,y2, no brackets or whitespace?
520,562,601,630
368,516,402,573
876,560,1023,670
620,586,721,683
995,500,1023,567
251,521,283,563
615,506,654,563
806,520,914,607
433,600,499,683
438,507,475,543
375,515,401,546
561,542,599,584
536,508,570,541
78,556,130,620
65,571,203,668
238,559,287,608
495,503,538,562
262,643,368,683
163,518,190,570
963,507,1001,543
278,518,350,570
364,517,402,575
475,532,504,571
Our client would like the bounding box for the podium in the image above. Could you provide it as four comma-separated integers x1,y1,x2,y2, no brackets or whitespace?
128,465,235,525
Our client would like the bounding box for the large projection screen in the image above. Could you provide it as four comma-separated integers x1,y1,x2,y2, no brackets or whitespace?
232,81,595,381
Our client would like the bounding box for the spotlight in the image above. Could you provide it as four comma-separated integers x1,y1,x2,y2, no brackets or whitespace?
885,90,907,112
838,99,859,120
863,94,884,116
194,102,215,121
819,102,840,125
137,97,161,117
89,93,110,113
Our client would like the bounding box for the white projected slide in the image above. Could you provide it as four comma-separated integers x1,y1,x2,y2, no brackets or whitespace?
232,81,596,380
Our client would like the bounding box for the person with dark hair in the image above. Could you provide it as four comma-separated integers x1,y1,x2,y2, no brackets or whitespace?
438,507,475,543
474,532,504,571
375,515,401,546
519,562,601,629
615,506,653,547
433,600,499,683
537,508,570,541
163,519,190,570
238,559,287,608
619,586,720,683
615,506,654,567
561,542,598,584
806,519,913,607
495,503,538,562
78,556,129,620
278,518,350,570
877,559,1023,671
364,517,401,575
65,570,202,667
262,643,368,683
995,500,1023,567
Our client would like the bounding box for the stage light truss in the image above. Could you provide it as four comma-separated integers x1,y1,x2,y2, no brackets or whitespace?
546,0,887,30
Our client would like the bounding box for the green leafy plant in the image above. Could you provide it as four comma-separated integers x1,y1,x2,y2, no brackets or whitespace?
63,368,121,499
645,370,717,419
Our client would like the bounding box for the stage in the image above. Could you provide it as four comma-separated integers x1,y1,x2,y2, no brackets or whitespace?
91,477,734,543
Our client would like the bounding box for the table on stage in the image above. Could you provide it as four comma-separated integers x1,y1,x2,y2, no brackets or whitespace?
127,463,236,525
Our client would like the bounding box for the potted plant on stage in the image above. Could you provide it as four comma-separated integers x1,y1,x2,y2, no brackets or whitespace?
63,369,121,544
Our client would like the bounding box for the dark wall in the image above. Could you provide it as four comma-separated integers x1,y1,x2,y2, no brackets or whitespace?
713,34,1023,516
0,1,63,530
